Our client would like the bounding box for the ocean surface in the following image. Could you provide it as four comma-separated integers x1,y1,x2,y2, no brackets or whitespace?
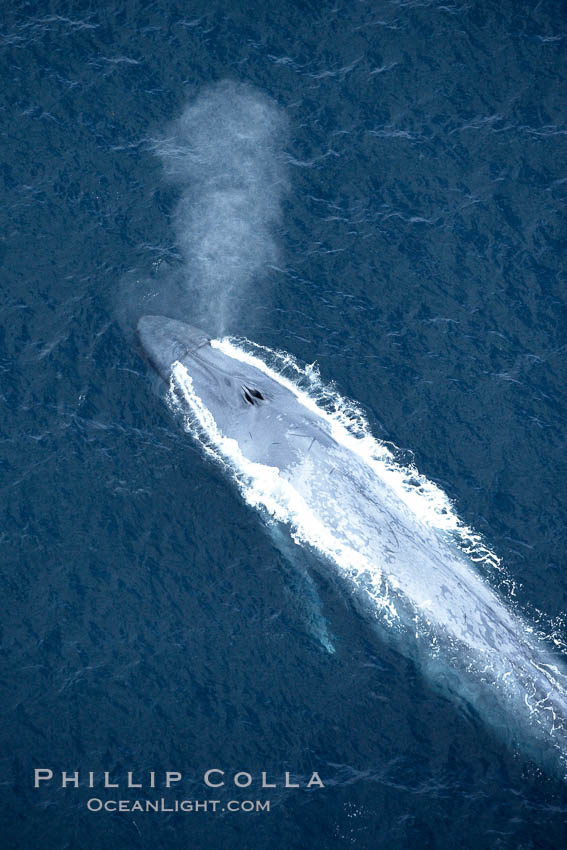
1,1,566,848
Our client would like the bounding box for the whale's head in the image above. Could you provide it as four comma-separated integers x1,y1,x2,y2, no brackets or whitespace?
138,315,273,414
137,315,336,469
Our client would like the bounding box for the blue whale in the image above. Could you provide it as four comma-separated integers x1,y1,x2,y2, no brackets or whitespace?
139,314,567,776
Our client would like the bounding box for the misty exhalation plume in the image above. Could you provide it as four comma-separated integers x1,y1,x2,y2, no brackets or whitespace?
156,81,288,335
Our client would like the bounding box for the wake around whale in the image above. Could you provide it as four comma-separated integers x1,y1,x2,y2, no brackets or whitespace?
138,314,567,777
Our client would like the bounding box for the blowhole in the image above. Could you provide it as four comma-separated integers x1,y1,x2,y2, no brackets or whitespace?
242,385,265,405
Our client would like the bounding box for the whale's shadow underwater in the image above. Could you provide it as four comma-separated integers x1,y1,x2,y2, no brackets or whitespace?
138,314,567,779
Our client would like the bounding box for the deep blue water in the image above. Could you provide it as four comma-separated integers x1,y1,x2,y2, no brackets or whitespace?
2,1,567,847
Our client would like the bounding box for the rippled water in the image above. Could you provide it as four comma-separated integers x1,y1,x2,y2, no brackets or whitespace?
1,1,566,848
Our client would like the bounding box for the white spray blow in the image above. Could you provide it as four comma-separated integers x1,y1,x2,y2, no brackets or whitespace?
155,81,288,334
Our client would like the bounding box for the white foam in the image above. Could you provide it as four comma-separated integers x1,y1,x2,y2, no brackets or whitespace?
165,338,567,773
